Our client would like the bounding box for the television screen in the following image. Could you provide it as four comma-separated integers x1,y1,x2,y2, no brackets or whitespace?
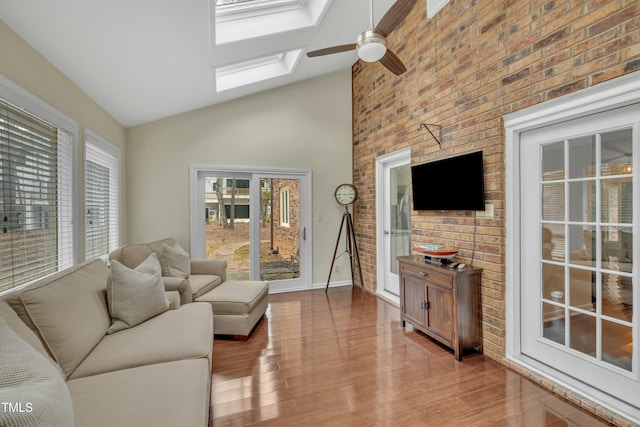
411,151,485,211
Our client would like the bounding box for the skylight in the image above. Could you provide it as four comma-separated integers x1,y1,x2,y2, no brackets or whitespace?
212,0,330,45
215,49,304,92
216,0,256,5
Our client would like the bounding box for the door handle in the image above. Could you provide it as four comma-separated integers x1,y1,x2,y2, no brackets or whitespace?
302,227,306,241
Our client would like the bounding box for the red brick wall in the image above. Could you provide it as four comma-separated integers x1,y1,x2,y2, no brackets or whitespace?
352,0,640,362
272,179,300,260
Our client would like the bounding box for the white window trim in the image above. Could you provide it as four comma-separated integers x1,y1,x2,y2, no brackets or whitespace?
212,0,330,45
280,187,290,227
84,129,122,261
0,75,80,271
504,70,640,423
215,0,306,22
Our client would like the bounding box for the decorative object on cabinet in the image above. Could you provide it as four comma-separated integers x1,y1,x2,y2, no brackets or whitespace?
398,255,482,361
411,243,458,265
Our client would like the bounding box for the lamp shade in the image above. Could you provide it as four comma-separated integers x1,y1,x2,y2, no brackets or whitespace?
357,30,387,63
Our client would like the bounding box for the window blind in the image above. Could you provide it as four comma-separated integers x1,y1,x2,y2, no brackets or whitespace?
85,135,119,260
0,99,73,292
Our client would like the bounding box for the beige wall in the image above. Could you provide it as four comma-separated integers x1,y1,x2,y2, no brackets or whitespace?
0,20,127,254
126,70,353,285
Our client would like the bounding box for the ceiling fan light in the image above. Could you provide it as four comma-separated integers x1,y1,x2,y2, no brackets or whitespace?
357,30,387,62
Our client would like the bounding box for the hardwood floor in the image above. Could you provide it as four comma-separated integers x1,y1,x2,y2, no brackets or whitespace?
211,287,613,426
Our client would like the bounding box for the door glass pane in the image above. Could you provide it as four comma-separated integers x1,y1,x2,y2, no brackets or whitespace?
543,224,565,262
569,312,596,356
389,165,411,276
602,272,633,322
601,177,633,224
603,226,633,273
542,263,564,300
602,320,632,371
568,225,595,268
542,183,564,221
601,129,632,177
542,142,564,180
260,178,300,281
568,180,595,222
568,135,596,178
569,267,594,312
543,302,565,345
205,176,251,280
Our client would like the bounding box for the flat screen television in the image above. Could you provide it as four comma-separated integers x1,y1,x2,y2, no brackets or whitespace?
411,151,485,211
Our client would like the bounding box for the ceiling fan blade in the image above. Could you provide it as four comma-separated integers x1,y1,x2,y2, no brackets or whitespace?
379,49,407,75
374,0,419,38
307,44,357,57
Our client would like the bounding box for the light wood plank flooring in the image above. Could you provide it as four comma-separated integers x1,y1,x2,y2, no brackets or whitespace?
211,287,613,426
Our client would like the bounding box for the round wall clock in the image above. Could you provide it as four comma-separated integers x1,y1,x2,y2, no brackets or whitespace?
334,183,357,206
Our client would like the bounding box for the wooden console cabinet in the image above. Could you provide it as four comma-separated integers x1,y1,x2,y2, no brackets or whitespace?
398,255,482,361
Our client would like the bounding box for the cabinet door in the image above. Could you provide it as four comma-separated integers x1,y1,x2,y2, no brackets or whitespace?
426,285,454,343
402,274,427,328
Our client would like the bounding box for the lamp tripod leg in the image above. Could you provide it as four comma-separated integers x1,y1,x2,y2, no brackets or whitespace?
346,211,365,295
325,212,347,292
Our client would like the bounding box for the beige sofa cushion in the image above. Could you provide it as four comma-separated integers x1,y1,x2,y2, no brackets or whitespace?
18,259,111,379
118,238,175,269
197,280,269,315
160,242,191,278
70,302,213,379
107,253,169,334
0,299,57,368
67,359,210,427
189,275,222,299
0,316,74,427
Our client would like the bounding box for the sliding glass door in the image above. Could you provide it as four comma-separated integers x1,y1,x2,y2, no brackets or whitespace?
191,166,311,292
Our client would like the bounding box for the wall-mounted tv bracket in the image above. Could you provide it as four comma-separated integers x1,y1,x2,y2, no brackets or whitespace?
417,123,442,148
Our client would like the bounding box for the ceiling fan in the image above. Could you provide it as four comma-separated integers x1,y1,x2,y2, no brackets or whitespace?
306,0,418,75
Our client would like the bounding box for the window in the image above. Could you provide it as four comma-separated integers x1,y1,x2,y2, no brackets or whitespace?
85,131,120,261
213,0,329,45
0,94,75,293
280,187,290,227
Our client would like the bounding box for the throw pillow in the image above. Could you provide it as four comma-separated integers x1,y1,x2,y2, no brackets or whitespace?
0,316,74,427
160,242,191,279
107,253,169,334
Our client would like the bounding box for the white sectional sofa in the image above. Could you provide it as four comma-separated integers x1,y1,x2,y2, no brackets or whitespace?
0,258,213,427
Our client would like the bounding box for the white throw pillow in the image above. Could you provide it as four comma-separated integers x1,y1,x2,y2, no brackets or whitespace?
107,253,169,334
160,242,191,279
0,316,73,427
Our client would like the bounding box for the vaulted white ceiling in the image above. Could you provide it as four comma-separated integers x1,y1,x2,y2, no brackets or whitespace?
0,0,399,127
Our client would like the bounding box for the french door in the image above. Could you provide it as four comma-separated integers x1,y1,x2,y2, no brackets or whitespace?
190,166,311,293
520,103,639,408
376,148,411,303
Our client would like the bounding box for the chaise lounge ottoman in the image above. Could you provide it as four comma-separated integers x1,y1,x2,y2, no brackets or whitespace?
196,280,269,339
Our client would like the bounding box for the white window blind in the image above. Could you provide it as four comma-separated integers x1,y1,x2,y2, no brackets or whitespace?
57,129,74,270
0,99,74,292
85,132,120,261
